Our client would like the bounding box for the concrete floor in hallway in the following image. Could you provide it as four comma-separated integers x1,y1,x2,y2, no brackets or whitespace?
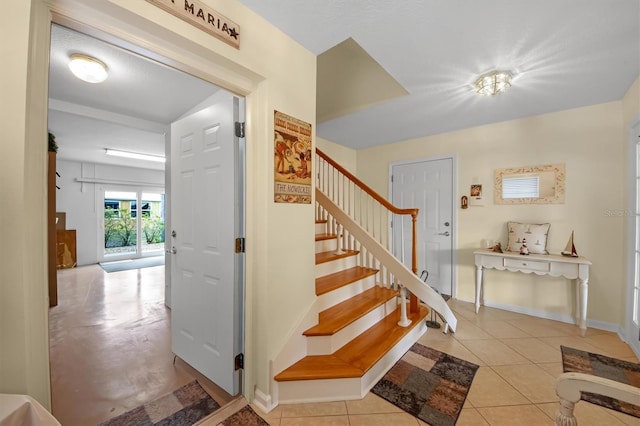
50,264,640,425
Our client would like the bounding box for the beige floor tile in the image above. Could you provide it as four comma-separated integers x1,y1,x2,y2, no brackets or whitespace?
506,318,576,338
537,402,627,425
476,320,531,339
417,337,486,366
584,333,637,359
453,318,494,340
466,367,530,407
455,408,490,426
607,408,640,425
279,416,350,426
344,393,402,415
476,405,554,425
280,402,347,418
492,364,558,403
254,403,283,425
538,336,602,354
537,362,564,377
348,412,420,425
500,337,562,363
459,339,529,366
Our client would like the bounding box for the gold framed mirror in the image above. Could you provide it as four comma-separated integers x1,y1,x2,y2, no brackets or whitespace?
494,163,565,204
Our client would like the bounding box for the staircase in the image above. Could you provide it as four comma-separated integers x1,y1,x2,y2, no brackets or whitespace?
271,149,457,404
273,219,429,402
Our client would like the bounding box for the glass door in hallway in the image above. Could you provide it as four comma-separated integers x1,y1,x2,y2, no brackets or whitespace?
103,189,165,260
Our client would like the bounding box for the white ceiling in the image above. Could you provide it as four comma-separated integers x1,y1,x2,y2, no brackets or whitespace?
49,1,639,166
48,24,220,170
240,0,640,149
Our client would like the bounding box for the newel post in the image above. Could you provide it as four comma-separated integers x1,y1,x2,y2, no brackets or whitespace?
410,212,419,314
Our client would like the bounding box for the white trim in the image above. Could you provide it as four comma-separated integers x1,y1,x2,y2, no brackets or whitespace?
482,300,621,333
388,154,458,298
38,0,257,403
626,113,640,357
251,388,275,414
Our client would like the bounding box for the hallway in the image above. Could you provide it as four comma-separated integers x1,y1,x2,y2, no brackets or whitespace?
49,264,233,425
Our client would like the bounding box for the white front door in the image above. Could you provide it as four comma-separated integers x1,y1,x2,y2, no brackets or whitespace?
170,91,243,395
391,158,454,296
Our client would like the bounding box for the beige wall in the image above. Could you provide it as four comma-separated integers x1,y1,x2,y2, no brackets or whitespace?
1,0,316,408
317,137,357,174
357,99,630,328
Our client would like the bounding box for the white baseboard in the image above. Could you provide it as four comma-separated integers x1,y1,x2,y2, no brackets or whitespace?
252,387,275,413
482,300,621,333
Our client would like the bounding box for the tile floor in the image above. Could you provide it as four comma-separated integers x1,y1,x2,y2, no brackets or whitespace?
51,265,640,425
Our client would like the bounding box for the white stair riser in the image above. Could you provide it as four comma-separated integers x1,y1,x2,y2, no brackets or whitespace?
316,275,376,312
306,297,398,355
315,223,326,234
276,321,428,404
315,254,358,277
315,238,337,252
277,377,363,404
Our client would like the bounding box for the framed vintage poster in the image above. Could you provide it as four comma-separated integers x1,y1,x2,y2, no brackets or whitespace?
274,111,312,203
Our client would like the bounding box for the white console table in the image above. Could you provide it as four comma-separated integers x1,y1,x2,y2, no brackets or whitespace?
474,249,591,336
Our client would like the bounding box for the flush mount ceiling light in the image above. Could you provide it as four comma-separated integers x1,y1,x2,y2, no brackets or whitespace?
105,149,165,163
68,54,108,83
474,70,512,96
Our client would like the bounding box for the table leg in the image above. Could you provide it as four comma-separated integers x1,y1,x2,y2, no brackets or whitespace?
475,265,483,313
578,278,588,336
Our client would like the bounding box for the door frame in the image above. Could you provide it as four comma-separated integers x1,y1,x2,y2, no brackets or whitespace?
98,186,166,262
388,154,458,298
30,0,257,405
626,113,640,358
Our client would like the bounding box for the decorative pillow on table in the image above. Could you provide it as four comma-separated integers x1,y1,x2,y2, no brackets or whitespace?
506,222,550,254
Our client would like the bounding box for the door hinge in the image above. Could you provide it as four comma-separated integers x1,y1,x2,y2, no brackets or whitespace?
234,353,244,370
235,237,245,253
235,121,245,138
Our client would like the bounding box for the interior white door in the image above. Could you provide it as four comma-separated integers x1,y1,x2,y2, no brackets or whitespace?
170,92,242,395
391,158,453,296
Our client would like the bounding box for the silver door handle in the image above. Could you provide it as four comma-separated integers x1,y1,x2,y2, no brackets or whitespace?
438,231,450,237
166,246,177,254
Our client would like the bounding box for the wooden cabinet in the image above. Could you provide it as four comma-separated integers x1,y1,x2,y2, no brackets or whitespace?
47,152,57,307
56,230,77,269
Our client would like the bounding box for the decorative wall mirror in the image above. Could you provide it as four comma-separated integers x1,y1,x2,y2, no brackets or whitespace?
494,163,565,204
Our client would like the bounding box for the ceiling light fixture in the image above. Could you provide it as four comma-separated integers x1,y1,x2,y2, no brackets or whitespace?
474,70,512,96
68,54,108,83
105,149,165,163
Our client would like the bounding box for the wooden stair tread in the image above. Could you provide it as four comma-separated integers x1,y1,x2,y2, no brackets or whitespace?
275,305,429,381
315,249,359,265
315,233,337,241
315,266,378,296
315,219,327,224
304,286,399,336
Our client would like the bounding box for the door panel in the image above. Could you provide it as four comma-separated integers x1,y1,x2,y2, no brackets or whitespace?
392,158,453,296
170,93,241,395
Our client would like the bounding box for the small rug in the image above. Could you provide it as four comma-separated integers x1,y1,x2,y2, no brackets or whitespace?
561,345,640,418
371,342,479,426
100,256,164,273
98,380,220,426
219,405,269,425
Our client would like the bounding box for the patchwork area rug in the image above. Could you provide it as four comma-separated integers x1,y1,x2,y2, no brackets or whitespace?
219,405,269,426
371,343,479,426
98,380,220,426
561,345,640,418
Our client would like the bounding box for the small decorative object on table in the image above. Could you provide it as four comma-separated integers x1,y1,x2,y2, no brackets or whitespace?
561,230,579,257
519,238,529,255
490,242,503,253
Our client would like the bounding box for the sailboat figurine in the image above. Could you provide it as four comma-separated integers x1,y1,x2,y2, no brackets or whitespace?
561,231,579,257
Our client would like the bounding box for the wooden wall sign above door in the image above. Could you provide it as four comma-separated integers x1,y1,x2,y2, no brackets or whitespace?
145,0,240,49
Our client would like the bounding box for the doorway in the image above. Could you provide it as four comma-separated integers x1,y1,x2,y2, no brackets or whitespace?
390,157,455,297
627,115,640,358
47,23,245,422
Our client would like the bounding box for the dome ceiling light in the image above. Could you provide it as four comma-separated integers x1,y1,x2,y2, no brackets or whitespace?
68,54,108,83
474,70,512,96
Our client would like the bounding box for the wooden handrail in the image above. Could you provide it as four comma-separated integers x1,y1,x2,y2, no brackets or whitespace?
316,149,418,217
316,147,420,312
